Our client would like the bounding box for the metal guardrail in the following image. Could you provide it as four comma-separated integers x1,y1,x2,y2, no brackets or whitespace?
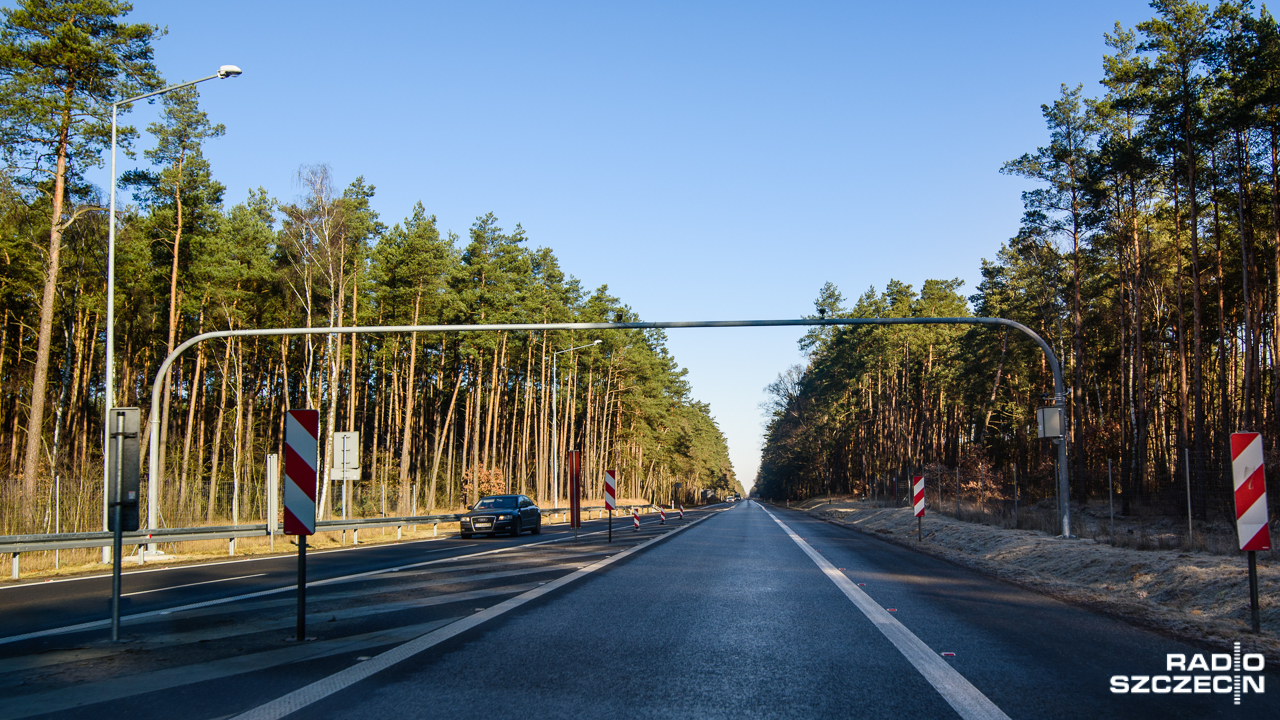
0,503,663,577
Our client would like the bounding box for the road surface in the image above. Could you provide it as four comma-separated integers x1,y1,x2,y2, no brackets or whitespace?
0,501,1272,718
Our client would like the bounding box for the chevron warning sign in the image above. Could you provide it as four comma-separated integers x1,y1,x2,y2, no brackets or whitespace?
913,476,925,518
1230,432,1272,552
604,470,616,511
284,410,319,536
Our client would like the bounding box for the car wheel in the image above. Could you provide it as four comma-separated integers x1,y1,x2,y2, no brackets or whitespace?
531,518,541,534
511,518,522,537
461,533,472,539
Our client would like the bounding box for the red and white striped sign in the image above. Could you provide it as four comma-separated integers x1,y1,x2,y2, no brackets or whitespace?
679,505,684,519
913,476,925,518
604,470,616,511
659,506,666,524
1231,433,1272,552
283,410,319,536
633,508,640,530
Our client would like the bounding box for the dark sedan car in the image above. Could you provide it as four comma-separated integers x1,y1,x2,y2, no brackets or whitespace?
459,494,542,538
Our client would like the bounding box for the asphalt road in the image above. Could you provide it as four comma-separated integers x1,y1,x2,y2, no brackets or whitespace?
1,501,1275,719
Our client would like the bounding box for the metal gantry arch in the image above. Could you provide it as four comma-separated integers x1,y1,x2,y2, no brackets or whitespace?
141,317,1073,546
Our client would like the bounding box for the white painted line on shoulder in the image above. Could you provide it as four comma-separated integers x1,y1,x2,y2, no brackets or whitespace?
761,507,1010,720
229,511,717,720
122,573,267,597
0,540,554,646
0,535,463,591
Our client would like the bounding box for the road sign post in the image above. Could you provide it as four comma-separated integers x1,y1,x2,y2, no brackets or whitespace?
605,470,617,543
266,453,278,551
1230,432,1273,633
107,407,140,642
284,410,318,641
567,450,582,539
913,475,925,542
332,431,359,544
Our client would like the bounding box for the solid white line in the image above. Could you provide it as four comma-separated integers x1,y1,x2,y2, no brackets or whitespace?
0,511,713,646
761,506,1010,720
121,573,267,597
0,534,462,591
0,541,547,646
230,510,719,720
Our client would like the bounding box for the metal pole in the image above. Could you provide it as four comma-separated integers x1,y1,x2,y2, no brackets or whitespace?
144,317,1067,533
1107,458,1114,546
103,104,117,566
54,474,59,570
1248,550,1260,633
296,535,307,641
1184,448,1193,551
1013,463,1019,530
551,353,558,509
110,411,124,642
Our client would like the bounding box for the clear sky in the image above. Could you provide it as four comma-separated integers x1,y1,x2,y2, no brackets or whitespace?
91,0,1159,491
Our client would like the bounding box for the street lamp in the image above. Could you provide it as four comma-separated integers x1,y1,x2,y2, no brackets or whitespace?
549,339,601,508
104,66,242,560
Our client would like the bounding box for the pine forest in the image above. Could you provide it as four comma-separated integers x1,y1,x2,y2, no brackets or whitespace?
0,1,734,538
758,0,1280,547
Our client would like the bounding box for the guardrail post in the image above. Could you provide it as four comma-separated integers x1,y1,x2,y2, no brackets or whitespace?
10,552,17,579
433,522,438,537
229,538,235,556
397,525,402,540
353,528,359,545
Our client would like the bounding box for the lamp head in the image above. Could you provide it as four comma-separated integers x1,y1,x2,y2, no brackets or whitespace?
593,339,602,345
217,65,243,79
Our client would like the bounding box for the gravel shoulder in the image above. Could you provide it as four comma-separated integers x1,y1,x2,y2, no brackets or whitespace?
796,498,1280,663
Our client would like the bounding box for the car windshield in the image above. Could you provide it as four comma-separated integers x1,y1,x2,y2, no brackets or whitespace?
474,497,517,510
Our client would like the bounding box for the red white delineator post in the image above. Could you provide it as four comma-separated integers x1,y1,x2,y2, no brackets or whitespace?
283,409,318,642
659,506,666,524
633,508,640,531
605,470,617,543
1231,432,1272,633
679,505,684,519
913,475,925,542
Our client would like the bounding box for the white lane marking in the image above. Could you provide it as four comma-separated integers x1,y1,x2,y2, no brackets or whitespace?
0,510,712,645
230,510,719,720
0,541,559,646
761,506,1010,720
0,535,463,591
122,573,268,597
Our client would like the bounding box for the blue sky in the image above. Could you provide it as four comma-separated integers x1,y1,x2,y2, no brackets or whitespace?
96,0,1159,490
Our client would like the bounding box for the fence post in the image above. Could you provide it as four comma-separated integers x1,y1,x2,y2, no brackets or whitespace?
1184,448,1193,551
955,466,960,518
1107,458,1114,546
1013,463,1019,530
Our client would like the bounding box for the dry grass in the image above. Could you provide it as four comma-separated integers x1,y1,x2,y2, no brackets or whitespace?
801,498,1280,663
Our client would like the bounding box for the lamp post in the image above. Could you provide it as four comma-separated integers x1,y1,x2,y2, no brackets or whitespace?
550,339,601,508
104,65,242,561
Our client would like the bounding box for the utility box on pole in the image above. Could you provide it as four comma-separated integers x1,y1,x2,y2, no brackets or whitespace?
107,407,140,532
1036,407,1063,439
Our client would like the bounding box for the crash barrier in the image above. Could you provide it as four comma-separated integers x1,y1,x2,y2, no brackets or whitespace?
0,503,666,579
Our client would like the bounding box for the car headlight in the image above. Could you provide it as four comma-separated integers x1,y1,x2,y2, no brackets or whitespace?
498,514,510,519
